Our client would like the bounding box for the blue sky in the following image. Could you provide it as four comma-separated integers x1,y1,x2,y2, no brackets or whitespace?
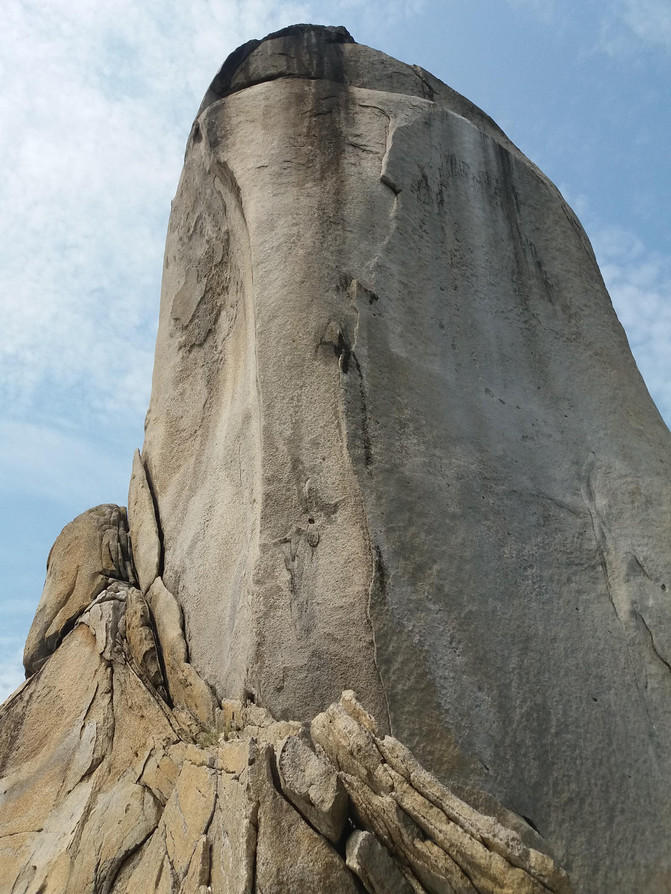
1,0,670,701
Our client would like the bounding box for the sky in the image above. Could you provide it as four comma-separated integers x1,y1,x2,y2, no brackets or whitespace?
1,0,670,701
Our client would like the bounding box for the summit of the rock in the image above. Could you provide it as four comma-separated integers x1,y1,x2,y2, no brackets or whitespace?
197,23,523,164
200,24,354,111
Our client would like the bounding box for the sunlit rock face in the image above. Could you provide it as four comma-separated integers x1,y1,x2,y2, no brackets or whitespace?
6,24,670,894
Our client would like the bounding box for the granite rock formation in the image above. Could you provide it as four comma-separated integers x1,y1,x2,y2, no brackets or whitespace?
2,23,670,893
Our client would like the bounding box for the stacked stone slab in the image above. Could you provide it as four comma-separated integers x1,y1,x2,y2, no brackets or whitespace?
2,24,670,893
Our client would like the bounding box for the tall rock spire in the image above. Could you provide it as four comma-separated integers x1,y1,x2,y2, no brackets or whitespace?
1,25,669,893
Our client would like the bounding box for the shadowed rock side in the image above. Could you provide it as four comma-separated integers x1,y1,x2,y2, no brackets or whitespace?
0,505,571,893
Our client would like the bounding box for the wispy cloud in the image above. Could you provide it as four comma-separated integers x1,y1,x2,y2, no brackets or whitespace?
0,0,311,431
598,0,671,55
504,0,671,55
591,225,671,424
0,419,135,507
617,0,671,51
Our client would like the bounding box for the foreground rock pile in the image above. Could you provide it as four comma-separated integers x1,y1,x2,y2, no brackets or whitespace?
0,505,570,893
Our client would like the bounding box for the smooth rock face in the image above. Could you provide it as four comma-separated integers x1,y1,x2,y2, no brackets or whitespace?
136,24,671,893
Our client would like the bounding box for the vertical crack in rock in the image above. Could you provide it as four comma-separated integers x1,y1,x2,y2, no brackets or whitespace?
581,456,660,740
368,544,394,736
410,65,437,101
635,610,671,678
128,449,164,592
581,457,622,623
355,99,400,198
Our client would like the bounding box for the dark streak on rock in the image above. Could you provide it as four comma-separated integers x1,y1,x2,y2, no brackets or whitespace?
145,602,173,710
349,350,373,469
635,610,671,677
410,65,436,101
199,25,354,114
102,816,161,894
333,331,351,374
381,173,401,195
522,814,542,837
374,545,388,598
140,458,165,580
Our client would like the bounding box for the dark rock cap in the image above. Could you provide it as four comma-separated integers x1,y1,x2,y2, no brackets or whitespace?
197,23,520,164
199,24,355,113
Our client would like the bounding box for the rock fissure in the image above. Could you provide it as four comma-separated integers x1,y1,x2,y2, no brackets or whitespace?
367,545,394,736
580,460,628,624
410,66,437,102
101,822,158,894
635,610,671,678
581,461,660,738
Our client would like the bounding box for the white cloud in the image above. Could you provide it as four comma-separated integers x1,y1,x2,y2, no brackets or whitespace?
598,0,671,55
503,0,671,55
618,0,671,51
0,419,135,507
0,1,313,431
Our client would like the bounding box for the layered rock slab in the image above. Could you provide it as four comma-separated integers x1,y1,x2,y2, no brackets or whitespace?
134,24,671,893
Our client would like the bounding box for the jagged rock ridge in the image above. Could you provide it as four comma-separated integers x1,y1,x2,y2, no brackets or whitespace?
2,23,670,893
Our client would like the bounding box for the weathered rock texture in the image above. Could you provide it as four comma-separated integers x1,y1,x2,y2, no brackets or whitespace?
2,23,670,893
0,510,570,893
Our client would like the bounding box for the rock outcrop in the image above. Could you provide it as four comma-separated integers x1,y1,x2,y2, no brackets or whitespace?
2,23,670,893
